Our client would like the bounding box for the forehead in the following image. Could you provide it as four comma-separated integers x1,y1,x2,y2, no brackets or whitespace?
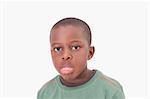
50,25,87,45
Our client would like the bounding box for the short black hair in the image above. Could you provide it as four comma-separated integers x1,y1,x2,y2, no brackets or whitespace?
50,17,92,46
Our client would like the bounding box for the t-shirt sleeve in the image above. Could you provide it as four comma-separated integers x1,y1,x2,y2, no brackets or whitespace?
37,89,42,99
112,89,125,99
37,87,46,99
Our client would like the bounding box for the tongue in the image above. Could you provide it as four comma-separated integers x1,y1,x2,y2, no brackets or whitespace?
60,67,73,74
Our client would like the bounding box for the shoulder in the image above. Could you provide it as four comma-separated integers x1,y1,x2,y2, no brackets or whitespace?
96,70,125,98
37,76,58,99
96,70,123,90
100,74,122,90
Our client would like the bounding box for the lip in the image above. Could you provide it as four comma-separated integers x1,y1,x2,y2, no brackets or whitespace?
60,63,74,75
60,67,74,75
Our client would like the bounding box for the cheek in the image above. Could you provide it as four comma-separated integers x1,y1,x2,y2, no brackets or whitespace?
73,50,88,66
51,53,61,70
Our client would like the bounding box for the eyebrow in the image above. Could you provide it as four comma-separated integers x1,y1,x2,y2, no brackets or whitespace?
51,40,82,47
70,40,82,44
51,42,62,47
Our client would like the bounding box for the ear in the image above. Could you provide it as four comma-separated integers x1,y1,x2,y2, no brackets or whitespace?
88,46,95,60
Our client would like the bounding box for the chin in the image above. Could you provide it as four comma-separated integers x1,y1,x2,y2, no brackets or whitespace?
61,74,76,81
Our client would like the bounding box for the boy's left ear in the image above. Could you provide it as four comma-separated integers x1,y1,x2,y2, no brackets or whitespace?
88,46,95,60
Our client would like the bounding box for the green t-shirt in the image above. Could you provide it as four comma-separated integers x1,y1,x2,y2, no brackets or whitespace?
37,70,125,99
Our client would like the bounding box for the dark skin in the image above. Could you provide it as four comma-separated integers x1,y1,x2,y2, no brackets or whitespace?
50,25,95,87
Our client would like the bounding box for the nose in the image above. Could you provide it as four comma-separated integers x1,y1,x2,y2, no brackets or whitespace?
62,49,72,61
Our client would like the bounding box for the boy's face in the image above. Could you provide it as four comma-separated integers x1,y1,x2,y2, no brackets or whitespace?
50,25,94,81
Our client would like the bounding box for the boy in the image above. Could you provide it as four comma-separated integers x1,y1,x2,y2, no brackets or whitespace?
37,17,125,99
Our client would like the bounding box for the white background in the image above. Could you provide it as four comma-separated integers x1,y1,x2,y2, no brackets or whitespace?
0,1,150,99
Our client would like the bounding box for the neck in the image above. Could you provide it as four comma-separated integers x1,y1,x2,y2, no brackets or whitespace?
60,69,96,87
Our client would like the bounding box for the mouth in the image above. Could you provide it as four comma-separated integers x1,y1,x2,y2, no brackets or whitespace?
60,63,74,75
60,67,73,75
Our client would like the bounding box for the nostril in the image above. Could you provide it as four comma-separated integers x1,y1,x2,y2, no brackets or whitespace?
67,56,70,60
62,56,71,60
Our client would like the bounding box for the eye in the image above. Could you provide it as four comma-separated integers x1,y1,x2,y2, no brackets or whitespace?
54,47,62,52
71,45,80,50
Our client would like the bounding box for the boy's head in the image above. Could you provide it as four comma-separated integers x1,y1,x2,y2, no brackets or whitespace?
50,17,95,81
50,17,92,46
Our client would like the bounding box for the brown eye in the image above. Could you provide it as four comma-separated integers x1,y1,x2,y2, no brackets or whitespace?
72,46,80,50
54,47,62,52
